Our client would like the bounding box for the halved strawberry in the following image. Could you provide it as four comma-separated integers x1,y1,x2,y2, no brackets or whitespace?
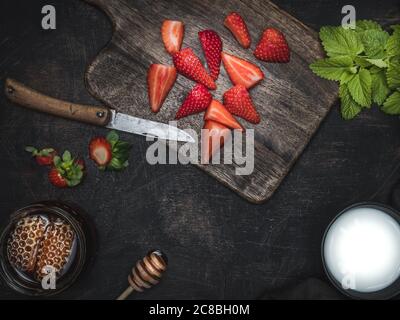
175,84,212,119
161,20,184,55
223,85,260,124
198,30,222,81
147,64,177,113
224,12,251,48
173,48,216,90
25,147,57,166
48,168,68,188
49,151,84,188
201,120,232,162
204,100,243,131
221,52,264,89
254,28,290,63
89,137,112,167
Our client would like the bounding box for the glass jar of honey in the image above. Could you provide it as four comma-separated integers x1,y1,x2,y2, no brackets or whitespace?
0,201,95,296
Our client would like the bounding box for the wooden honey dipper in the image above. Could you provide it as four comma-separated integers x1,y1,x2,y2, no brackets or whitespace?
117,250,168,300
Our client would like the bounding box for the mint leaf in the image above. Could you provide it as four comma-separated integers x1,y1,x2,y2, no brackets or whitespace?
354,56,372,68
310,56,354,80
386,32,400,57
320,26,364,57
361,29,389,58
391,25,400,33
387,61,400,89
371,70,390,105
339,84,363,119
347,69,372,107
365,58,388,68
356,20,383,33
340,71,356,84
381,91,400,114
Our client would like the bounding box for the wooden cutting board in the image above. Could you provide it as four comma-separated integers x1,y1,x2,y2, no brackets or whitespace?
84,0,338,204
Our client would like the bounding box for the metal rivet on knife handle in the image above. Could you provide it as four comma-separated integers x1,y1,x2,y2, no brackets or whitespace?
116,250,168,300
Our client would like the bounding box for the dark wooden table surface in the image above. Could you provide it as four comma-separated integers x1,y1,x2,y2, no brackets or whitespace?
0,0,399,300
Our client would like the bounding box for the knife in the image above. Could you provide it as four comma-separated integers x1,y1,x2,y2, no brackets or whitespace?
4,78,194,143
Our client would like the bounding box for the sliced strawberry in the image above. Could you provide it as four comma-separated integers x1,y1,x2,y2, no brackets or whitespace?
254,28,290,63
221,52,264,89
175,84,212,119
223,85,260,124
89,137,112,167
224,12,251,48
48,168,68,188
173,48,216,90
198,30,222,81
204,100,243,131
25,147,57,166
147,64,177,113
161,20,184,55
201,120,232,162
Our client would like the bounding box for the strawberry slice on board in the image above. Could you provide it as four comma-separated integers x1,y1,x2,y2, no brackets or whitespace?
147,64,177,113
161,20,184,55
48,151,85,188
89,137,112,167
254,28,290,63
175,84,212,119
224,12,251,49
223,85,260,124
201,120,232,162
198,30,222,81
204,100,243,131
173,48,217,90
221,52,264,89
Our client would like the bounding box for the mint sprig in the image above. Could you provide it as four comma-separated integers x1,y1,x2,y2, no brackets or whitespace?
310,20,400,119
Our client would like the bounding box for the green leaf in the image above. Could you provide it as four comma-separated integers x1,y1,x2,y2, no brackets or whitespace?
386,32,400,57
310,56,354,80
361,29,389,58
381,91,400,114
365,58,388,68
62,151,72,162
391,25,400,33
347,69,372,107
354,56,372,68
319,26,364,57
356,20,383,33
107,130,119,144
340,71,356,84
387,61,400,89
53,156,61,167
339,84,363,120
371,71,390,105
25,146,37,154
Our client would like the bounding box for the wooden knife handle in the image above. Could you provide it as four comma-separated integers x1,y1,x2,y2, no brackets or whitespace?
4,78,111,126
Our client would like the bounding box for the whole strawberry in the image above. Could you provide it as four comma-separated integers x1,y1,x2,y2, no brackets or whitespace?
173,48,216,90
198,30,222,81
175,84,212,119
49,151,85,188
25,146,57,166
89,130,132,171
254,28,290,63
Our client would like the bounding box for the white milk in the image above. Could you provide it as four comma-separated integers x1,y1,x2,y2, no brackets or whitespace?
324,206,400,293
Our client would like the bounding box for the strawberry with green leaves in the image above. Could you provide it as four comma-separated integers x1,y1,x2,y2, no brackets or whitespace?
25,147,57,166
49,151,85,188
89,131,132,171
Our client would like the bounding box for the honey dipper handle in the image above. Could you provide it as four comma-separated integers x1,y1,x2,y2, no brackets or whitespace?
116,286,134,300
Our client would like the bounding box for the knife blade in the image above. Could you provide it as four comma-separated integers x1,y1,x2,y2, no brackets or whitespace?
4,78,194,143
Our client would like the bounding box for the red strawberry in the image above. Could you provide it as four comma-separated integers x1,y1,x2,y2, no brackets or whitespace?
204,100,243,131
48,168,68,188
25,147,57,166
221,52,264,89
89,137,112,167
175,84,212,119
161,20,184,55
147,64,177,113
224,12,251,48
223,85,260,124
201,120,231,162
254,28,290,63
173,48,216,90
198,30,222,81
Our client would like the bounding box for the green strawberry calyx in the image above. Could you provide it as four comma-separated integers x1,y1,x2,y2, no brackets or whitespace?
53,150,84,187
105,131,132,171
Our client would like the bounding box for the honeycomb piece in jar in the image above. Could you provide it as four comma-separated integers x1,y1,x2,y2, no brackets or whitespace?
35,218,75,280
6,215,48,273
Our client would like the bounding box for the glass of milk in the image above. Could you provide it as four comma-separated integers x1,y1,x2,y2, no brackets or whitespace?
322,203,400,299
